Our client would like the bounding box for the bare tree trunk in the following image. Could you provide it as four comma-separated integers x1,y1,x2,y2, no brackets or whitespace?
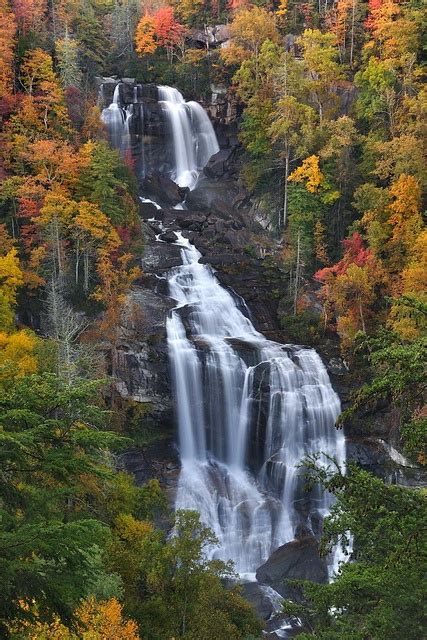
358,298,366,333
350,0,356,66
293,230,301,316
83,249,89,292
283,152,289,229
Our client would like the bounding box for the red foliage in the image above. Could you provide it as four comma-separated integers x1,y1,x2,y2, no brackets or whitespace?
153,7,184,48
116,226,131,246
315,233,372,281
18,198,41,220
365,0,383,30
11,0,47,35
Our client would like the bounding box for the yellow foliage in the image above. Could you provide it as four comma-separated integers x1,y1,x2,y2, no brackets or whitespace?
388,174,422,256
11,598,140,639
277,0,288,18
0,247,24,306
388,229,427,340
0,330,38,381
288,155,324,193
221,6,279,66
75,597,140,639
38,190,76,227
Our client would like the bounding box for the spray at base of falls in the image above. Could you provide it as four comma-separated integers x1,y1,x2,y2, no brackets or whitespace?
167,233,346,576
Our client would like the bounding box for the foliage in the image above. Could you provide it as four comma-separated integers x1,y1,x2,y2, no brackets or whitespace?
284,463,427,640
107,509,262,639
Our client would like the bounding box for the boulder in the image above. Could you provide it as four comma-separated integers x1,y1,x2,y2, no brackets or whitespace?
256,536,328,599
159,230,178,244
144,173,189,206
240,582,274,620
186,177,249,218
139,200,162,220
204,148,236,178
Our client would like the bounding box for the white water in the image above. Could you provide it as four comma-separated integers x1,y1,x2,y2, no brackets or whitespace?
101,83,133,156
167,234,346,575
158,86,219,190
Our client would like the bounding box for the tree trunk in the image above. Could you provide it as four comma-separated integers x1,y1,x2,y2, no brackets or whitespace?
293,229,301,316
283,152,289,229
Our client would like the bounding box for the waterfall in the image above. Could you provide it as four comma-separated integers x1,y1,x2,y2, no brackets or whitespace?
158,86,219,190
101,83,133,157
167,233,346,576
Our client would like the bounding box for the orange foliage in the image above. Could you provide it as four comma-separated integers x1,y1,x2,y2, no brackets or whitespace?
135,14,157,56
0,0,17,100
75,597,140,639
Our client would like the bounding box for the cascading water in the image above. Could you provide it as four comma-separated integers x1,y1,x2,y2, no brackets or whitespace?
158,86,219,189
101,84,133,155
167,233,346,576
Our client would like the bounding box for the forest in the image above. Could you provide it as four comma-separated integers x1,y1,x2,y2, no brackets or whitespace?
0,0,426,638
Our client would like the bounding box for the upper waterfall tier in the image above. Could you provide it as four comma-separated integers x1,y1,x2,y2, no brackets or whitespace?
167,233,346,575
158,86,219,189
100,82,219,190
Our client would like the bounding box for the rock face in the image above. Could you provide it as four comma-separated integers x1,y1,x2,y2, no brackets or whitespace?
256,536,329,599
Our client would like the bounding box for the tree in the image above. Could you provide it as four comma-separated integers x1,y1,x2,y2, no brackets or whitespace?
153,6,185,62
221,5,279,73
135,13,157,56
388,231,427,340
10,597,141,638
0,372,128,635
285,462,427,639
315,233,388,347
268,96,316,228
297,29,344,122
108,510,262,640
0,0,16,108
11,0,47,38
355,57,398,136
55,32,82,89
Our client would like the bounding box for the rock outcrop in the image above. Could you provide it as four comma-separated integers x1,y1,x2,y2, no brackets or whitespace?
256,535,329,599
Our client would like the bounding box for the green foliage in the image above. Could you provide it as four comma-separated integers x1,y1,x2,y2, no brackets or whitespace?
77,141,134,226
108,510,262,640
0,372,129,634
286,463,427,640
279,311,322,344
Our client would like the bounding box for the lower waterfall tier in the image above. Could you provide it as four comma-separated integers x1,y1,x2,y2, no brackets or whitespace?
167,233,346,575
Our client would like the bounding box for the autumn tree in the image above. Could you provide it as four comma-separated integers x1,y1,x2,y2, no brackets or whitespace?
269,96,316,228
221,5,279,72
315,233,388,347
297,29,344,122
153,6,185,61
55,31,82,89
135,13,157,56
11,598,141,639
0,0,17,111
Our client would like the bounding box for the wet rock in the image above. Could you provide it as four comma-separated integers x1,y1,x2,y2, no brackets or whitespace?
327,357,349,376
204,148,236,178
140,242,182,273
256,536,328,599
240,582,274,620
186,177,243,216
139,200,162,220
159,230,178,244
144,172,189,206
